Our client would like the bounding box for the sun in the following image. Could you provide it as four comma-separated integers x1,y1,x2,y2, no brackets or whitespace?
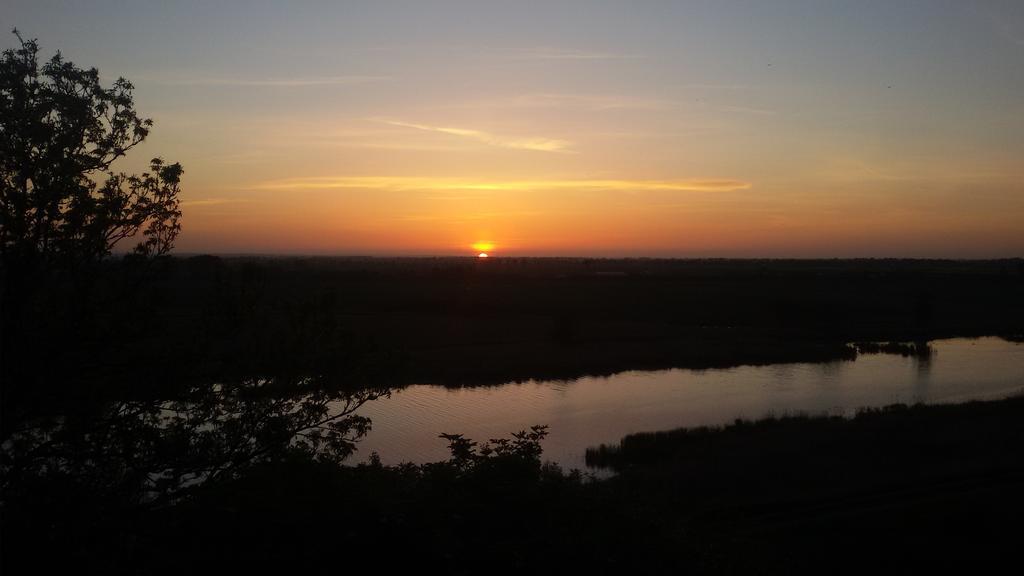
471,241,495,257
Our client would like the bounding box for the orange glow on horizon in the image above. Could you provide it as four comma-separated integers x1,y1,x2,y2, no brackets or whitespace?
478,252,489,258
62,0,1021,260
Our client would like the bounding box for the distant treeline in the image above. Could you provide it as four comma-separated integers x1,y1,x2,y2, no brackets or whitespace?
4,256,1020,417
120,255,1024,385
852,340,933,357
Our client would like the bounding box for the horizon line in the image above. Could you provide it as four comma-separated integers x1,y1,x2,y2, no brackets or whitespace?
144,252,1024,262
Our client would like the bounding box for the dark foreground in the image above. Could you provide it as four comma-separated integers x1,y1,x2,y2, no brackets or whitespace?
2,257,1023,574
5,396,1024,574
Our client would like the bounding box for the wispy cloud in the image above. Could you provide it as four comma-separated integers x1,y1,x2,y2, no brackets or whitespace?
391,210,548,223
995,21,1024,46
819,157,1019,185
148,75,391,87
353,44,639,61
181,198,251,207
375,119,572,152
257,176,751,193
443,92,774,116
496,47,641,61
698,103,777,116
453,92,669,111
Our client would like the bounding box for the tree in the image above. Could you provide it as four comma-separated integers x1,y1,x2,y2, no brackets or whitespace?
0,30,392,497
0,29,183,445
1,373,390,507
0,29,182,270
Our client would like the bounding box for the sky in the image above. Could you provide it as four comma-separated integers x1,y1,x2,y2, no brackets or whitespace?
5,0,1024,257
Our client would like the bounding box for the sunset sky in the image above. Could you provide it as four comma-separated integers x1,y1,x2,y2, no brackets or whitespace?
6,0,1024,257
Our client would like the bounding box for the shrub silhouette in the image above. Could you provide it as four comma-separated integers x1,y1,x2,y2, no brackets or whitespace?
438,425,551,482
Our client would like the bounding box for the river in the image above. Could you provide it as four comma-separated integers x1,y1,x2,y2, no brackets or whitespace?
354,337,1024,470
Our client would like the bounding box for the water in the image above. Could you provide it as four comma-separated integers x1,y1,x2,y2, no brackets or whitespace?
354,337,1024,470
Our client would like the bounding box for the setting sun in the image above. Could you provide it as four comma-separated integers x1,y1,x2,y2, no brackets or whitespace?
478,252,489,258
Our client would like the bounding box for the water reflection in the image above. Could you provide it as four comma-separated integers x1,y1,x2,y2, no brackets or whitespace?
912,352,934,402
354,337,1024,471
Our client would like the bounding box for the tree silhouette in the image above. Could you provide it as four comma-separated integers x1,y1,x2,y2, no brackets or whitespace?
0,35,398,505
1,30,186,438
2,373,390,507
0,29,182,271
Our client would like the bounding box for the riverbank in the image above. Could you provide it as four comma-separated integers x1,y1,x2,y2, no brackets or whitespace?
586,394,1024,572
6,394,1023,574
